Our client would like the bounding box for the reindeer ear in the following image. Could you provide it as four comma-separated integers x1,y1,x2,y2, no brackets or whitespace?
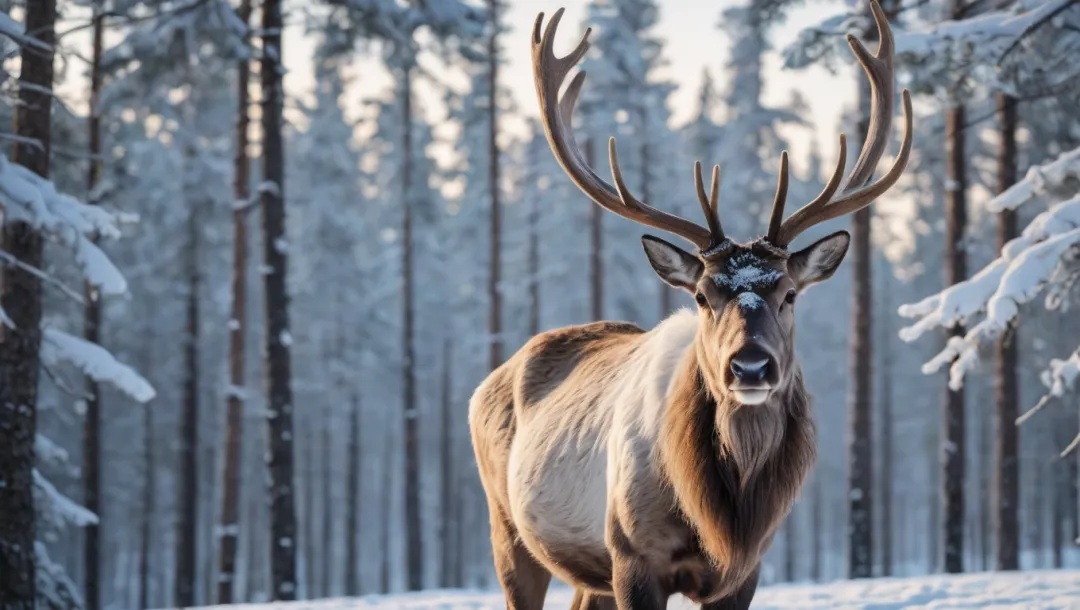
641,235,703,292
787,230,850,291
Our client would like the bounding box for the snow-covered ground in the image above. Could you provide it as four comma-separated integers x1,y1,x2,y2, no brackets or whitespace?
217,570,1080,610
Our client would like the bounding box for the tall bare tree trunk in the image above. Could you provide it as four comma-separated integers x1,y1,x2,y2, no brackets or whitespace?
810,479,822,581
321,406,333,597
994,92,1020,572
399,65,424,593
344,392,360,595
380,437,393,593
82,10,105,610
784,515,796,581
261,0,297,598
528,189,540,336
880,271,893,576
176,151,201,606
217,0,252,602
588,139,602,321
439,339,456,587
139,393,155,610
487,0,502,370
847,42,874,579
943,98,968,575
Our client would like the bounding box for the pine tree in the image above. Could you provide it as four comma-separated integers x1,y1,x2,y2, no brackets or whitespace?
260,0,297,598
82,8,105,610
0,2,56,605
218,0,253,601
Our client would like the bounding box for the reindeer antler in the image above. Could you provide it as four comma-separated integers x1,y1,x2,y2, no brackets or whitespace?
765,0,913,248
532,9,724,251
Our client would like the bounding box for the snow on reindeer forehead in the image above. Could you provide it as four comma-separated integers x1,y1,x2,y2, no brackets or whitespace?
700,238,788,294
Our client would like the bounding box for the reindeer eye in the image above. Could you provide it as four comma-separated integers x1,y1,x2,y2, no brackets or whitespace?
784,289,797,306
695,292,708,308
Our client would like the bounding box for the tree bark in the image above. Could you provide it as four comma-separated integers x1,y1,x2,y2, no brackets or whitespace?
993,92,1020,572
810,479,821,581
487,0,502,371
321,407,333,597
344,392,360,596
176,150,201,608
0,1,54,606
880,272,893,577
81,9,106,610
400,65,424,593
847,70,874,579
587,139,603,321
380,436,393,593
439,339,456,588
139,380,155,610
943,101,968,575
527,187,540,336
261,0,297,598
217,0,252,603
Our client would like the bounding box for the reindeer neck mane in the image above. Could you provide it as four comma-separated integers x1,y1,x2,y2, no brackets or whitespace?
658,347,815,593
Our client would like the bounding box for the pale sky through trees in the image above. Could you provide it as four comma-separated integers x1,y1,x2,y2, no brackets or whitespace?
56,0,852,176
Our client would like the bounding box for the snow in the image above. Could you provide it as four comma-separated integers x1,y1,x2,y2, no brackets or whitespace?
40,328,156,403
33,470,98,528
898,144,1080,405
712,251,784,292
0,152,128,294
182,571,1080,609
737,292,767,310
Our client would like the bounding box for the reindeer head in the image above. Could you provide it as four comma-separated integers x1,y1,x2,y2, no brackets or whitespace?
531,0,912,407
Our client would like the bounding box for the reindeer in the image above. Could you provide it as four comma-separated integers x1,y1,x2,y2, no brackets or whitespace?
469,2,911,608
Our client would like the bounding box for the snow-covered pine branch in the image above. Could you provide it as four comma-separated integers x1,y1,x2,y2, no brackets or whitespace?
40,328,156,403
898,145,1080,431
0,153,128,294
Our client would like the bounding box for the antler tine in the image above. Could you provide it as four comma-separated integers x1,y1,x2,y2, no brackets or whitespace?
765,152,789,244
694,161,724,244
774,134,848,247
532,9,715,250
770,0,913,248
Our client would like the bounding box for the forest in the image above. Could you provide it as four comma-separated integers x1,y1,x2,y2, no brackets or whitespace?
0,0,1079,608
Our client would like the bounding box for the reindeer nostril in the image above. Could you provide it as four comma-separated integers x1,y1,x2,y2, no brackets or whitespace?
730,356,769,383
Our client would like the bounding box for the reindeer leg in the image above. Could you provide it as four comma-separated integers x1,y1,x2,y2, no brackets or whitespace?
571,590,616,610
489,504,551,610
699,565,759,610
609,519,667,610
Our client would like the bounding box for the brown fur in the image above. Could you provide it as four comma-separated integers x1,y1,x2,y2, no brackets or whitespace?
659,350,815,598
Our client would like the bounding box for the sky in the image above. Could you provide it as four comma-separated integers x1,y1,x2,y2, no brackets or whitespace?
273,0,859,175
51,0,862,176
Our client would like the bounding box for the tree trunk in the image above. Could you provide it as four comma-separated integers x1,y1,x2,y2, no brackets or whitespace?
784,515,796,581
217,0,252,603
588,139,603,321
528,186,540,336
0,1,54,606
400,65,424,593
176,153,201,608
943,100,968,575
880,271,893,577
439,339,456,588
82,10,105,610
344,392,360,596
261,0,297,598
321,409,333,597
487,0,502,371
216,2,253,603
994,92,1020,572
847,68,874,579
139,383,155,610
380,436,394,593
810,479,821,581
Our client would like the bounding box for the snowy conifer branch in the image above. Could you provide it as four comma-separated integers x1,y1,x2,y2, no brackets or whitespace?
900,145,1080,420
40,329,156,403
